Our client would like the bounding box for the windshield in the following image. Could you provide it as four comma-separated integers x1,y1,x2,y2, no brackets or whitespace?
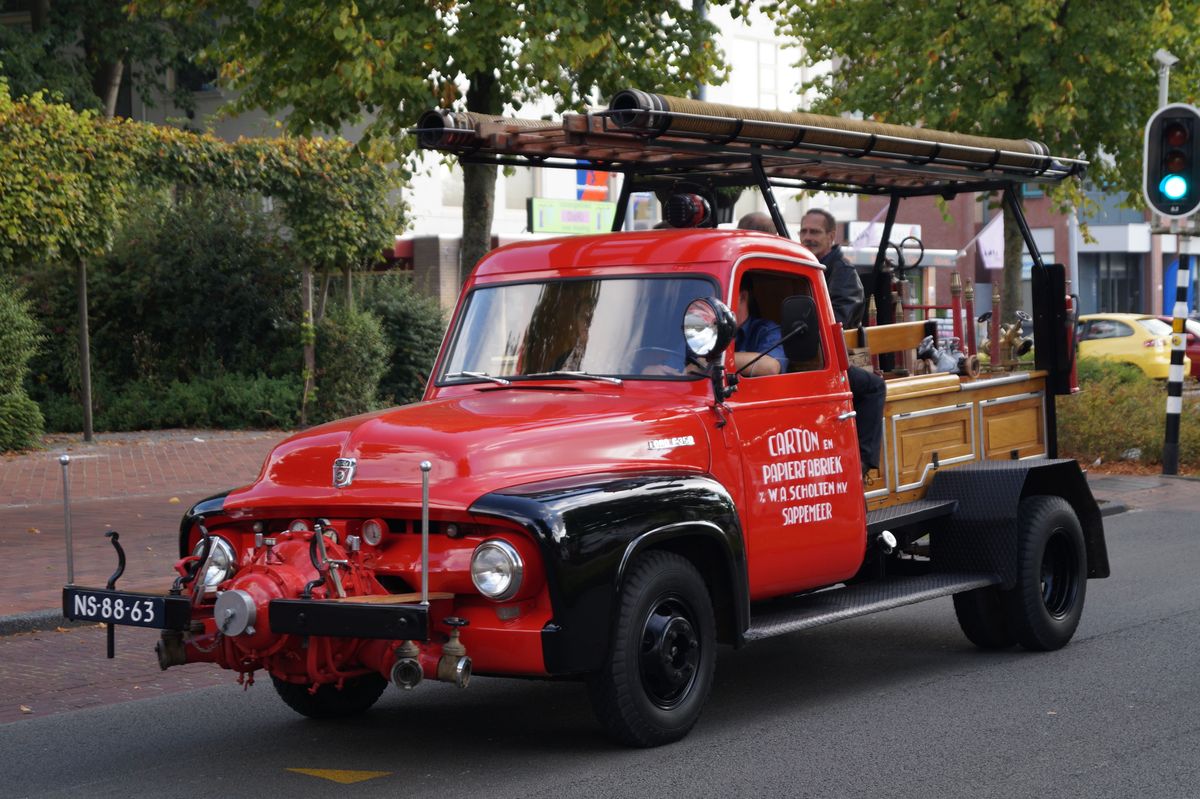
1138,318,1172,336
439,276,714,381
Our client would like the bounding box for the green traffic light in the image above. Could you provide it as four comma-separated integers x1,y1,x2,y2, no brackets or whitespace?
1161,173,1189,201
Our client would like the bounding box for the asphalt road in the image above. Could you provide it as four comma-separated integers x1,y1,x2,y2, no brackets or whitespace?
2,502,1197,799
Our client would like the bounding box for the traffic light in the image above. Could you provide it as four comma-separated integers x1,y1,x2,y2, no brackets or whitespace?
1144,103,1200,218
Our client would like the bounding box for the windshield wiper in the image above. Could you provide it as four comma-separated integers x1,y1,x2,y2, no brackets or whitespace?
520,371,623,385
445,371,512,386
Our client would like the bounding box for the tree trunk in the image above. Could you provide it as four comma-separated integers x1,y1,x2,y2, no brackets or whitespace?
343,265,353,312
299,266,316,427
1001,200,1025,323
30,0,49,32
92,59,124,119
76,258,94,442
460,70,502,282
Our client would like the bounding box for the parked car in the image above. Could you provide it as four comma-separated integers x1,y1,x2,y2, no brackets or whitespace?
1076,313,1191,379
1156,316,1200,379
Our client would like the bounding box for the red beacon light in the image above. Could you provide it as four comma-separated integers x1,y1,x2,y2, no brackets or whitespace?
664,193,712,228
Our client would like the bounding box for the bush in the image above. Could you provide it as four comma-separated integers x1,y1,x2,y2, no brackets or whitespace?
0,392,45,451
311,308,388,425
357,272,445,406
0,276,45,450
22,189,300,397
1059,357,1199,468
37,374,300,433
0,275,43,391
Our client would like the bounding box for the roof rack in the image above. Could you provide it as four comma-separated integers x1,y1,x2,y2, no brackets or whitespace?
415,90,1087,199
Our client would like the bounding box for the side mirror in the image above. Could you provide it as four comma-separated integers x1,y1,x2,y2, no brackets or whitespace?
780,295,822,365
682,297,737,361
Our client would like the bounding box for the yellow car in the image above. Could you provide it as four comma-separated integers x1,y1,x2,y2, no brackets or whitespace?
1077,313,1192,379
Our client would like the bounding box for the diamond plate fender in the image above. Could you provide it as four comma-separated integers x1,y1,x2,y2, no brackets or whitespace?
925,459,1109,589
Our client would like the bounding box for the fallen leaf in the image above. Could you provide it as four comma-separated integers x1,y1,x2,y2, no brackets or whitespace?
55,627,68,633
27,527,40,535
145,546,153,551
19,705,32,714
169,497,181,504
1047,710,1057,715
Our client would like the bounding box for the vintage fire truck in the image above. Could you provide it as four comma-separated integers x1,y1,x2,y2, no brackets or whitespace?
64,91,1108,747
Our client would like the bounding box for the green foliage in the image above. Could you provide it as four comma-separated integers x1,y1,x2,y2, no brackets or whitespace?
146,0,736,271
38,374,301,433
766,0,1200,209
0,392,45,451
0,0,216,116
312,308,389,424
357,272,444,406
0,275,43,391
0,275,45,451
1058,358,1199,468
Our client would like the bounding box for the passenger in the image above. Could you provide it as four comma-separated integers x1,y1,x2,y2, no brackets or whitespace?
737,211,778,233
800,210,885,478
735,275,787,376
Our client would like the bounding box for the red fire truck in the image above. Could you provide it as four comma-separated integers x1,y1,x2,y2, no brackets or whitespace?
64,91,1107,747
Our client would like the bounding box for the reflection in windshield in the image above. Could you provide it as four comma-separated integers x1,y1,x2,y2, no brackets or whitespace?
441,277,713,380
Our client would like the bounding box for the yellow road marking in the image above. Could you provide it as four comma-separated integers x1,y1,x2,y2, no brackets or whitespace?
286,768,391,784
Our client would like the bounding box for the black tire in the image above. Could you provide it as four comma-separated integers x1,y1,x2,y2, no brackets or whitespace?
953,585,1017,649
1003,495,1088,651
587,550,716,747
271,673,388,719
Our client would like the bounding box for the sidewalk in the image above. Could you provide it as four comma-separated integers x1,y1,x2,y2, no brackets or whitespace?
0,430,286,631
0,428,1174,634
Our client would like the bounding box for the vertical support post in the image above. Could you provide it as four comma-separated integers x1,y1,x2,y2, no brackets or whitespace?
1163,251,1191,475
964,280,977,354
60,455,74,585
990,283,1002,370
76,259,94,442
751,156,790,239
611,173,635,231
420,461,432,604
950,272,964,346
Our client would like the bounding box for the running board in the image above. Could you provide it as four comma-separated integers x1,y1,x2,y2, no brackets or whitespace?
866,498,957,536
743,571,1000,643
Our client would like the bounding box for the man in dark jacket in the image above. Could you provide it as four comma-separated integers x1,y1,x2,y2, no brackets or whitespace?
800,209,884,477
800,209,865,329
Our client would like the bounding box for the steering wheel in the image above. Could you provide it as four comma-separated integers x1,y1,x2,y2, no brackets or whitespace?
633,346,686,374
888,235,925,277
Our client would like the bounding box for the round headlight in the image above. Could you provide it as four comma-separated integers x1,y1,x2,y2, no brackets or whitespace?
470,539,524,601
190,536,236,590
360,518,385,547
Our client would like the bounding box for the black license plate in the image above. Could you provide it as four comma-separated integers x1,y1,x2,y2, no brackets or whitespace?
62,587,191,630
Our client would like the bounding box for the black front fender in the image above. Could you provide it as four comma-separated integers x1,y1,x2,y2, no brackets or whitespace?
470,472,747,675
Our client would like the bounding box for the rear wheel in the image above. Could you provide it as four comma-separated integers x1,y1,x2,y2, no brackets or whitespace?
1003,495,1087,651
271,673,388,719
588,551,716,747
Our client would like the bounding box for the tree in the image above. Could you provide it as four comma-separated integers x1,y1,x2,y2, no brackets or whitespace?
0,0,214,118
152,0,739,274
766,0,1200,319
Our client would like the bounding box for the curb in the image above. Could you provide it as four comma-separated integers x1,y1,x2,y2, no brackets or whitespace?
1098,499,1128,518
0,609,90,637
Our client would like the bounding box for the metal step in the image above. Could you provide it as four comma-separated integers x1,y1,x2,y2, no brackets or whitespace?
866,498,957,536
743,571,1000,643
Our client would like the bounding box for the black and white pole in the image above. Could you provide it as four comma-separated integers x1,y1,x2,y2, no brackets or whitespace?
1163,252,1191,475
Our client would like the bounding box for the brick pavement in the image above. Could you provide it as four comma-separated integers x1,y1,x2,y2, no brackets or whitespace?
0,624,231,724
0,430,285,619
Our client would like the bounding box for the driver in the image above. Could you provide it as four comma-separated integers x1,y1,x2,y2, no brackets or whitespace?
735,275,787,376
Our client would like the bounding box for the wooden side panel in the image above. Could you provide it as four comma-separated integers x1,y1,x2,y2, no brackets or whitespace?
891,403,975,492
980,394,1046,460
865,372,1048,511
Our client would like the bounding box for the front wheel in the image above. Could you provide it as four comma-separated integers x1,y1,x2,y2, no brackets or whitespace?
271,673,388,719
588,551,716,747
1003,495,1088,651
